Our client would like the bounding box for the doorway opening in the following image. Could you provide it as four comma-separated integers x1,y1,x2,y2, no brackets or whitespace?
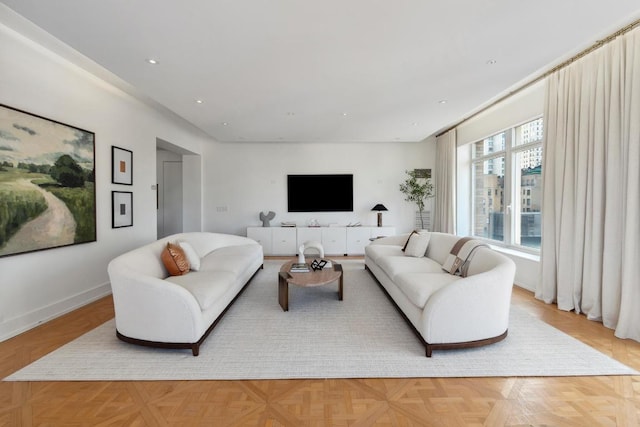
156,138,202,239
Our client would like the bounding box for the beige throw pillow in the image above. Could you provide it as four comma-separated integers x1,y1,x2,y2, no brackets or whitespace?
179,241,200,271
403,231,431,257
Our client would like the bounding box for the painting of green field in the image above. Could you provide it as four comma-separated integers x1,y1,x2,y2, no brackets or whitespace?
0,104,95,258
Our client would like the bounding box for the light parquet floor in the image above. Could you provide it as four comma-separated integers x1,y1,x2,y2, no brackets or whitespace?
1,269,639,426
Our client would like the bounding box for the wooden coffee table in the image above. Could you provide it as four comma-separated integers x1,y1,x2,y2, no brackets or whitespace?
278,259,343,311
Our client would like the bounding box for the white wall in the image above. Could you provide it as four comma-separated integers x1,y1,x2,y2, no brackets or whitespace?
0,20,211,341
202,138,436,236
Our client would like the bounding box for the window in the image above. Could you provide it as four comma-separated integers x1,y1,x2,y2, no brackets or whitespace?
472,118,543,251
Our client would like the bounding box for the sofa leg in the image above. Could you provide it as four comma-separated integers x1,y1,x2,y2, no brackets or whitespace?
425,345,432,358
192,344,200,357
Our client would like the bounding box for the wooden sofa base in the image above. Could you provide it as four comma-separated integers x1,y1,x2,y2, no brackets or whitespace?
365,264,508,357
116,264,263,356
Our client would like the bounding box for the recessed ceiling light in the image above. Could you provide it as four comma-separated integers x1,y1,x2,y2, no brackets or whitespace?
342,112,348,116
222,122,228,126
146,58,159,65
438,99,448,104
412,122,418,126
195,99,204,104
486,59,497,65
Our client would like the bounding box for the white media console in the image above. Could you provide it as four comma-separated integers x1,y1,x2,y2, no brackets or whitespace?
246,226,396,256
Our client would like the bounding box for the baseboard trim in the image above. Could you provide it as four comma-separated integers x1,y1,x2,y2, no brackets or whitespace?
0,282,112,342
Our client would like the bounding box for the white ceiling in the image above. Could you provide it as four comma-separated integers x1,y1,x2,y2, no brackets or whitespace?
2,1,639,143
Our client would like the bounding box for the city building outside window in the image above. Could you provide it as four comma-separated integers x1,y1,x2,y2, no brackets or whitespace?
471,118,543,251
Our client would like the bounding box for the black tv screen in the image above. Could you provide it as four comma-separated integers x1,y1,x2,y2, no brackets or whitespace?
287,174,353,212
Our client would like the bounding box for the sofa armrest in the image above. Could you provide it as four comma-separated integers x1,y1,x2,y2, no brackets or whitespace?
108,265,205,343
419,261,515,344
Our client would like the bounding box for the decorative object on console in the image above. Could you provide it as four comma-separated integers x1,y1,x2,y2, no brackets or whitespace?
399,169,434,229
371,204,388,227
0,103,96,258
259,211,275,227
111,146,133,185
112,191,133,228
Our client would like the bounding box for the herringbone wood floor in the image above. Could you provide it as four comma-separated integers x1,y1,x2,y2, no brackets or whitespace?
1,269,639,426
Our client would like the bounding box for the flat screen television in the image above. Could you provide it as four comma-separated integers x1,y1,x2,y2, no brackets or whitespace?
287,174,353,212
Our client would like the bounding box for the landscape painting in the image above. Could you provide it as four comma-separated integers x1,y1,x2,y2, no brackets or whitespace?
0,104,96,258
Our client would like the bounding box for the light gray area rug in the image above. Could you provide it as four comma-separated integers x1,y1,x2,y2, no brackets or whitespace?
5,260,638,381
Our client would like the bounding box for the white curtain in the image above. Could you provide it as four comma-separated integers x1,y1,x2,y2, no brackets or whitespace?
433,129,457,234
538,27,640,342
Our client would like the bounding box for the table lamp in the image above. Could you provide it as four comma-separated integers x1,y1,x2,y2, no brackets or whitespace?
371,204,388,227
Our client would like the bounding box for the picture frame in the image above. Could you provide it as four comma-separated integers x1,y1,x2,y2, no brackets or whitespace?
111,146,132,185
413,168,432,179
0,103,96,258
112,191,133,228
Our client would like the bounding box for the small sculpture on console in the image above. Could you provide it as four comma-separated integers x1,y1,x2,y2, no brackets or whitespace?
259,211,276,227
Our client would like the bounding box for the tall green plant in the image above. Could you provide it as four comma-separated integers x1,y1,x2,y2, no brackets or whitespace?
399,170,434,229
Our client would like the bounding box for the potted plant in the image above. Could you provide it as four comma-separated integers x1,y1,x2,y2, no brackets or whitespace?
399,170,434,230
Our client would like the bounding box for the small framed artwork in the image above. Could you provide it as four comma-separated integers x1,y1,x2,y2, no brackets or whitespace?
112,146,132,185
413,168,432,179
112,191,133,228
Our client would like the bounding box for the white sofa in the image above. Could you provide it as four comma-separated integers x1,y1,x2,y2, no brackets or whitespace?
365,232,516,357
107,232,263,356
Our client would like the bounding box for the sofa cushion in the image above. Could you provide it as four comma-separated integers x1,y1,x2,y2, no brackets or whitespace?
200,244,263,275
365,244,405,264
179,241,201,271
402,230,418,251
403,231,431,257
424,233,459,265
395,272,461,309
161,243,190,276
377,255,443,281
165,270,236,311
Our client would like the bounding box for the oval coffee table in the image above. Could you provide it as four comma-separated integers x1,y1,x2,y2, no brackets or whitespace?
278,259,343,311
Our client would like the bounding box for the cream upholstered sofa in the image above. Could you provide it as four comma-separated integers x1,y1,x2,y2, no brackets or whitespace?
107,232,263,356
365,232,516,357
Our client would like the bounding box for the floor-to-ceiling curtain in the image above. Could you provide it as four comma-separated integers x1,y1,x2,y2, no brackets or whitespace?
538,27,640,342
433,129,456,233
